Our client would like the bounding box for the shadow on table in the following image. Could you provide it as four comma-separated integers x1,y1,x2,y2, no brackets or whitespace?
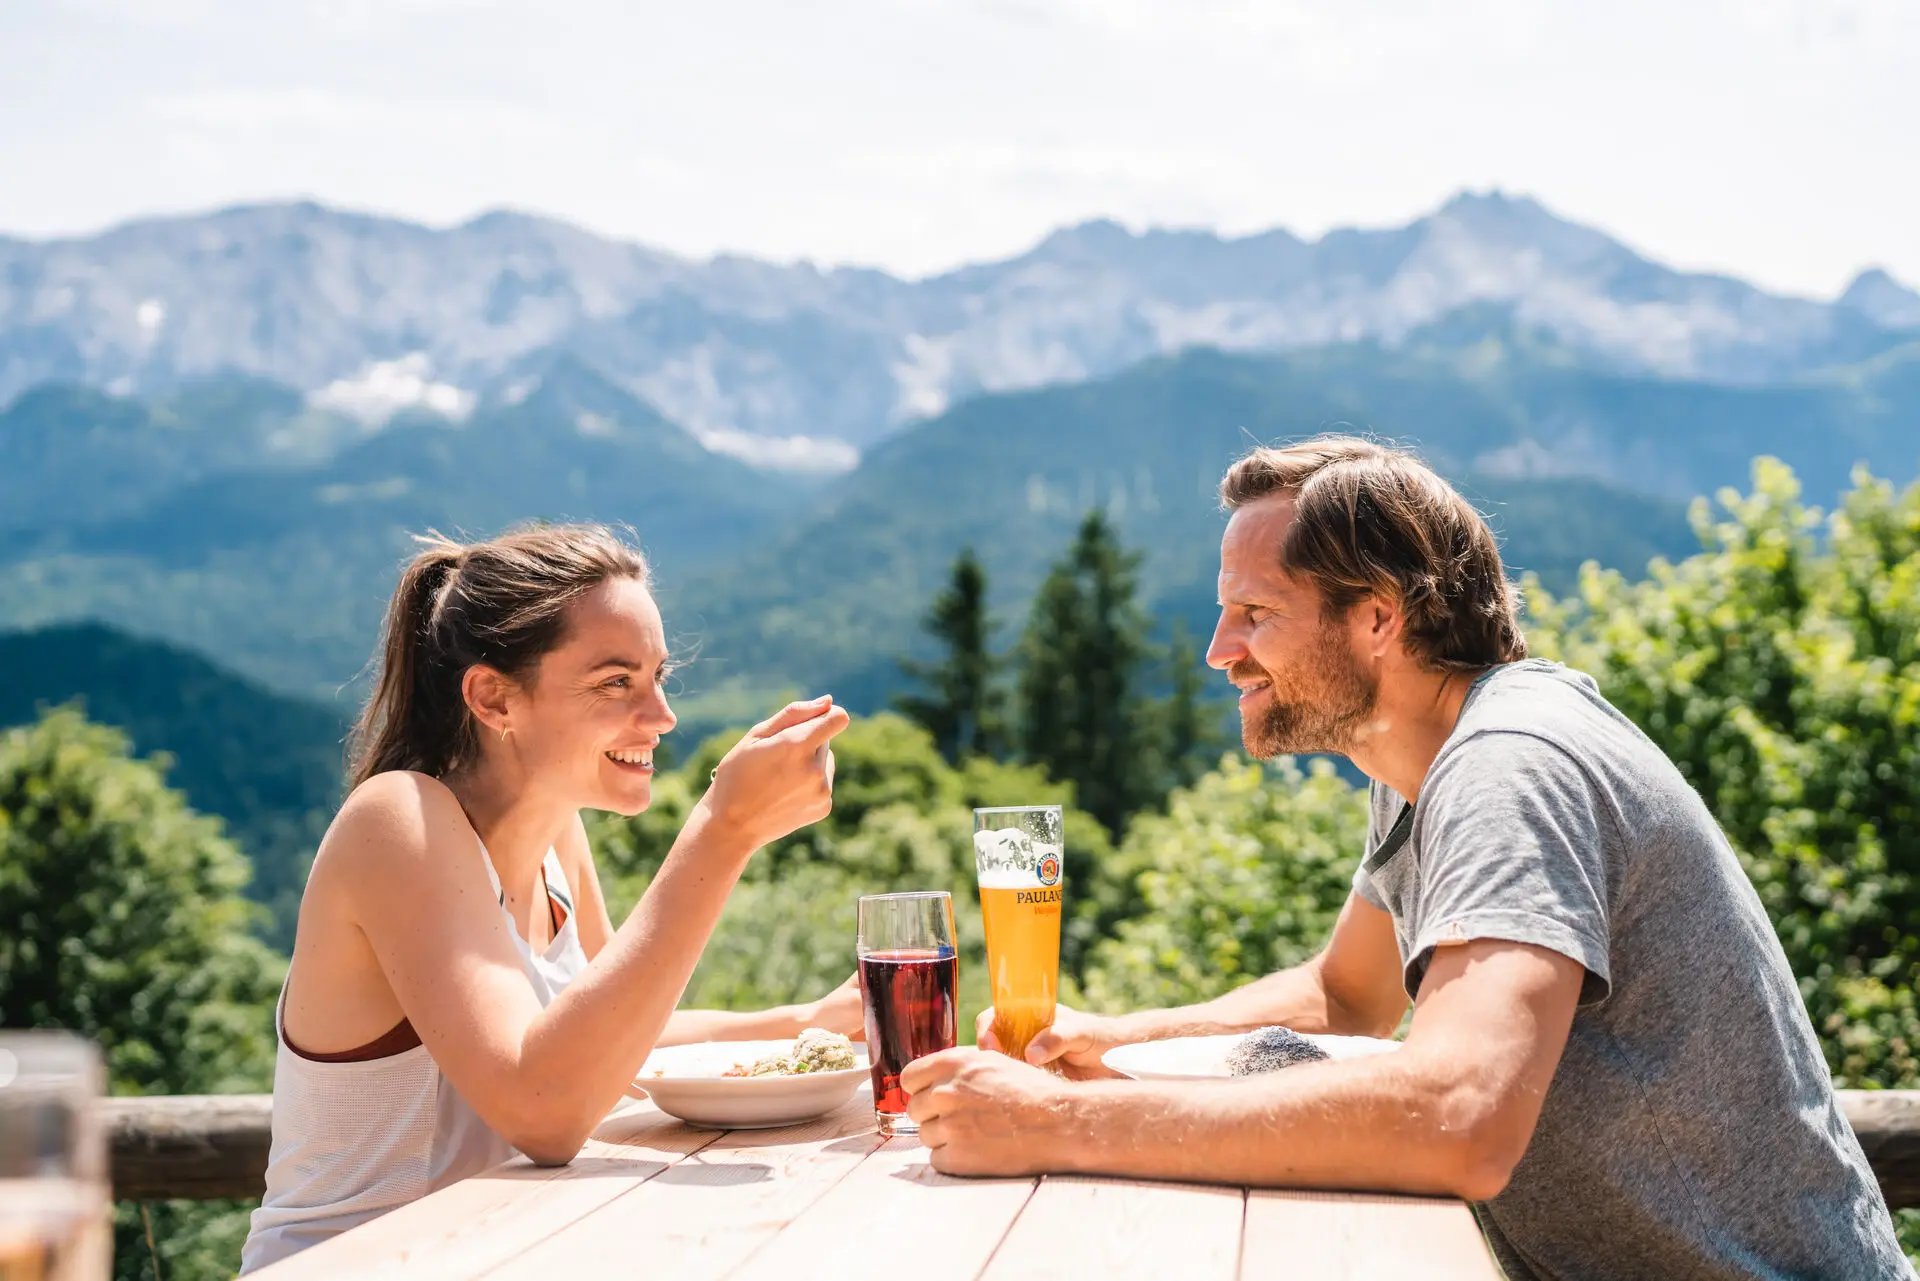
654,1159,773,1187
494,1156,677,1180
824,1136,882,1156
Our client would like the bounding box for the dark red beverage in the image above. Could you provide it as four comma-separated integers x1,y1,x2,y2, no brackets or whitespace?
857,948,959,1131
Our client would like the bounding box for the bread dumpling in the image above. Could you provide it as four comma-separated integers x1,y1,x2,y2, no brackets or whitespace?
1226,1026,1332,1075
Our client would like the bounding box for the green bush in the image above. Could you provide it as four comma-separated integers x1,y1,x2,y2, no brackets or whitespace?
1530,459,1920,1092
588,712,1124,1025
1079,756,1364,1013
0,707,282,1281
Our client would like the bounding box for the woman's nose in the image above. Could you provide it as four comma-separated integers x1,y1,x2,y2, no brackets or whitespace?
643,688,678,734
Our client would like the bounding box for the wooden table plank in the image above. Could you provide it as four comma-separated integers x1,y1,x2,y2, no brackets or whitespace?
980,1176,1244,1281
1240,1189,1499,1281
249,1100,717,1281
728,1137,1038,1281
477,1097,885,1281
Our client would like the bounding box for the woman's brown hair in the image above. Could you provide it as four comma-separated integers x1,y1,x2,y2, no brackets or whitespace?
1219,436,1526,673
348,523,650,788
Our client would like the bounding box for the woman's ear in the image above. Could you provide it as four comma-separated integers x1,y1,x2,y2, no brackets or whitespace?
462,665,517,741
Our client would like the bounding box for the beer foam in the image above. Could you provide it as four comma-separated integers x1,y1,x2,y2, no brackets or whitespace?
975,866,1050,890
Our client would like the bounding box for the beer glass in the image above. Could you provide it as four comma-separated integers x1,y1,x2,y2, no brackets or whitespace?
0,1033,109,1281
973,805,1064,1064
856,892,958,1137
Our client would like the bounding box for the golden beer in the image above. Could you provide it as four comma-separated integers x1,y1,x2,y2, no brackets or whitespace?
973,806,1065,1063
979,880,1062,1060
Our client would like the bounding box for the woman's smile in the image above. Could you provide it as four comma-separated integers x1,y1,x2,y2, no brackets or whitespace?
604,746,655,774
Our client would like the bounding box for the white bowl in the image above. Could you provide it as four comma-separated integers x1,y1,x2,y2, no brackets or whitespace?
1102,1030,1399,1080
636,1040,871,1130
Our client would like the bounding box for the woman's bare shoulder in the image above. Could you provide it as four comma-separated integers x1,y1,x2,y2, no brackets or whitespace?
311,771,476,888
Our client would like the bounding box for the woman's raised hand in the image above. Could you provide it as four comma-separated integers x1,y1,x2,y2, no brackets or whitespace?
704,695,851,849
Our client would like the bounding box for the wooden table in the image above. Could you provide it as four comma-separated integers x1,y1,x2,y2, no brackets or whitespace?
250,1094,1501,1280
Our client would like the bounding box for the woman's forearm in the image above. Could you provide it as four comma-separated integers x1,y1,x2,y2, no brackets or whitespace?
658,1005,809,1046
510,798,758,1159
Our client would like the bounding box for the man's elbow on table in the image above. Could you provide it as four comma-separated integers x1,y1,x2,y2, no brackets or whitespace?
1399,939,1588,1202
1424,1076,1534,1202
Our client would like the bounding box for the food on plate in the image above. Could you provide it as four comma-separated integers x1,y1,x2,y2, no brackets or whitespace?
1225,1026,1332,1076
715,1029,857,1079
791,1027,858,1073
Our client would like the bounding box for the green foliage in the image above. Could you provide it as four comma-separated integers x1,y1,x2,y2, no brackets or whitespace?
1079,756,1366,1013
1148,621,1228,797
1014,511,1158,836
894,547,1006,761
1531,458,1920,1089
0,707,282,1281
589,713,1123,1008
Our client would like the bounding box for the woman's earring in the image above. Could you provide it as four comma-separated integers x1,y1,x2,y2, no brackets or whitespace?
499,725,511,743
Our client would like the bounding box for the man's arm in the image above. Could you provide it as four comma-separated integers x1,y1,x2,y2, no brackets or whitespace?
1005,891,1409,1074
908,937,1585,1200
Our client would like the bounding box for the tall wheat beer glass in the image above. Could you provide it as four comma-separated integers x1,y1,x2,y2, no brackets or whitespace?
972,805,1064,1063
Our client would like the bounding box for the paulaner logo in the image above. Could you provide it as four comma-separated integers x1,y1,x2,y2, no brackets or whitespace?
1037,852,1061,887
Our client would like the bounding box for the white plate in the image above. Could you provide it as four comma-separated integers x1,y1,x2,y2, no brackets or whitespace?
1102,1031,1400,1080
635,1040,871,1130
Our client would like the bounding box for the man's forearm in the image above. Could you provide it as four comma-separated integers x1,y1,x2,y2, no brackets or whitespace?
1058,1050,1489,1199
1113,958,1392,1043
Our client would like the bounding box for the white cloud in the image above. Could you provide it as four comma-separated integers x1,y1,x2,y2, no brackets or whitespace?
308,353,475,425
135,298,165,333
698,428,860,474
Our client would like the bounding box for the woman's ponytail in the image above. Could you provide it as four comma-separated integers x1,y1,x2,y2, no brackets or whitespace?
348,536,467,788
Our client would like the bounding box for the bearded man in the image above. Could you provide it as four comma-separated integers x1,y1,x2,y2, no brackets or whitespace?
900,437,1906,1280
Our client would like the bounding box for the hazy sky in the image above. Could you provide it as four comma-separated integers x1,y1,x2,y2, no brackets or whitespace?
2,0,1914,298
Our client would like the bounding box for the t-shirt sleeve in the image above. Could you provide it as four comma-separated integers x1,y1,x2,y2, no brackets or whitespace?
1406,731,1615,1005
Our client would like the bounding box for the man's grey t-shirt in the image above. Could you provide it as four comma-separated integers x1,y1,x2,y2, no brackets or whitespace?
1353,660,1906,1280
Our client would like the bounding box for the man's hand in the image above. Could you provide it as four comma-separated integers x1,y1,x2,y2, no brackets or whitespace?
974,1003,1128,1079
901,1048,1080,1176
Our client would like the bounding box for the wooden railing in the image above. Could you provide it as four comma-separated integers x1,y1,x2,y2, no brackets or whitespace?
105,1090,1920,1208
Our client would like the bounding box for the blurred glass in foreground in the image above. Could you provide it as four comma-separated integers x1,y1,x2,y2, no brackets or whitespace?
0,1033,108,1281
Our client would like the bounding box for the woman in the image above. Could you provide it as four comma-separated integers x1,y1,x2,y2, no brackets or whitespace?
241,524,853,1271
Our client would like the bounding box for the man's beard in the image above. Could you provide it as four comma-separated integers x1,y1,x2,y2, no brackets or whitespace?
1233,624,1378,759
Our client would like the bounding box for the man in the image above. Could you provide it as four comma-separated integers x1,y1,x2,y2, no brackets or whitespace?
901,438,1907,1279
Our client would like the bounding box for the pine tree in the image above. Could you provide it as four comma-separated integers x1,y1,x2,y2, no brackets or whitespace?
1155,620,1223,793
1014,511,1154,835
895,548,1004,761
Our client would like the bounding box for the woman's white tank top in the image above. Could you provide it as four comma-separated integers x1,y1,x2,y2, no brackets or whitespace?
239,841,588,1273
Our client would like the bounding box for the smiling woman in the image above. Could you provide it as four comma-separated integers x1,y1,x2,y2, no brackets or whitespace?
239,523,858,1273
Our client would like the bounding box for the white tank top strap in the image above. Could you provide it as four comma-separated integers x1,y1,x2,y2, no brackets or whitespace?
472,835,570,912
541,848,574,915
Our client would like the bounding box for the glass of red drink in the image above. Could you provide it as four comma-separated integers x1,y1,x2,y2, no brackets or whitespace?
856,891,958,1137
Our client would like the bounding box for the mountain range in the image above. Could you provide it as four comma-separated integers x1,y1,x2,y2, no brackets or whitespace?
5,192,1918,467
6,190,1920,745
9,324,1919,732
